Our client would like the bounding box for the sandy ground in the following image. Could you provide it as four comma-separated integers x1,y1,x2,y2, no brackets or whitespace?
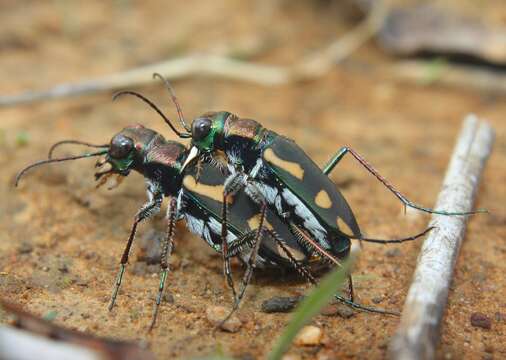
0,1,505,359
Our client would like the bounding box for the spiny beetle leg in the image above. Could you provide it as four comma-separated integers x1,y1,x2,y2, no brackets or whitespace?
219,171,250,304
289,223,355,301
149,198,177,332
334,295,400,316
219,202,268,330
289,223,343,268
348,275,354,302
108,191,162,311
268,228,319,285
351,226,434,244
221,193,237,303
108,220,139,311
270,227,400,316
223,171,247,197
323,146,486,216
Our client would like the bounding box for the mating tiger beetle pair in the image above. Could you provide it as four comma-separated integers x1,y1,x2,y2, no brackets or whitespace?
15,74,484,331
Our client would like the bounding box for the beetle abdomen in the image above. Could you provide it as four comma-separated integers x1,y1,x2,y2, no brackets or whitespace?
182,161,311,267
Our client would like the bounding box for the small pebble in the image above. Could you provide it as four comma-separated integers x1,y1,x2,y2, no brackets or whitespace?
385,248,401,257
321,303,355,318
84,252,98,260
17,242,33,254
320,304,339,316
261,296,303,313
484,344,494,353
180,257,191,269
281,354,301,360
372,296,383,304
76,279,88,287
378,337,390,349
80,312,90,319
494,312,506,322
294,325,323,346
205,305,242,333
336,305,355,319
317,349,336,360
470,312,491,329
163,293,175,304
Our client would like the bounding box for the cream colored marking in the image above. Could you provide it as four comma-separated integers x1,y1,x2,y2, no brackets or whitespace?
263,148,304,180
183,175,228,203
277,243,306,261
314,190,332,209
337,217,354,235
247,214,273,230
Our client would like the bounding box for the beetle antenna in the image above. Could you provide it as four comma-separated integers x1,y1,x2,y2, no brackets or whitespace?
152,73,192,133
15,150,108,187
113,91,191,139
48,140,109,159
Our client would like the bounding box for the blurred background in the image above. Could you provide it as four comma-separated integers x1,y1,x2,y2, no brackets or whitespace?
0,1,504,359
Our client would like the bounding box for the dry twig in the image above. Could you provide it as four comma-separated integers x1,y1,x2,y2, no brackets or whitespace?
0,2,387,107
388,115,494,360
0,301,154,360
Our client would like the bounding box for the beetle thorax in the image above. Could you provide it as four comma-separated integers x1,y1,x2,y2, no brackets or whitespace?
222,116,265,169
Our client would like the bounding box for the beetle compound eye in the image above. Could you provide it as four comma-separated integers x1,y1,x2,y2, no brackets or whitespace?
110,135,134,158
192,118,212,141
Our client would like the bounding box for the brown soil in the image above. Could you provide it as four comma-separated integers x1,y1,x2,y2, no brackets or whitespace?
0,1,505,359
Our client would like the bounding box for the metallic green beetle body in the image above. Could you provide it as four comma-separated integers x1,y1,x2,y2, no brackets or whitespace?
185,112,360,261
15,124,320,329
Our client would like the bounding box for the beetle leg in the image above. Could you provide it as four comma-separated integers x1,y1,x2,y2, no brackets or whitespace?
219,202,268,329
289,223,343,268
266,229,318,285
221,196,237,303
220,172,250,303
108,186,163,311
149,197,177,332
348,275,354,302
345,226,434,244
289,224,355,301
221,195,237,302
271,227,400,316
322,146,485,216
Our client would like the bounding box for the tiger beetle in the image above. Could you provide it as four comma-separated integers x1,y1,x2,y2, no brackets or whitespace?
15,124,430,330
114,74,486,306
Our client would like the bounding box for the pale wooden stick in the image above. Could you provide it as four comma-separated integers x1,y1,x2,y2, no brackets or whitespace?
388,115,495,360
0,301,155,360
0,326,99,360
0,55,290,107
0,1,387,107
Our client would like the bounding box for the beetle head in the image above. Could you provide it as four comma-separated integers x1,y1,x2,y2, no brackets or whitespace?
95,125,160,181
